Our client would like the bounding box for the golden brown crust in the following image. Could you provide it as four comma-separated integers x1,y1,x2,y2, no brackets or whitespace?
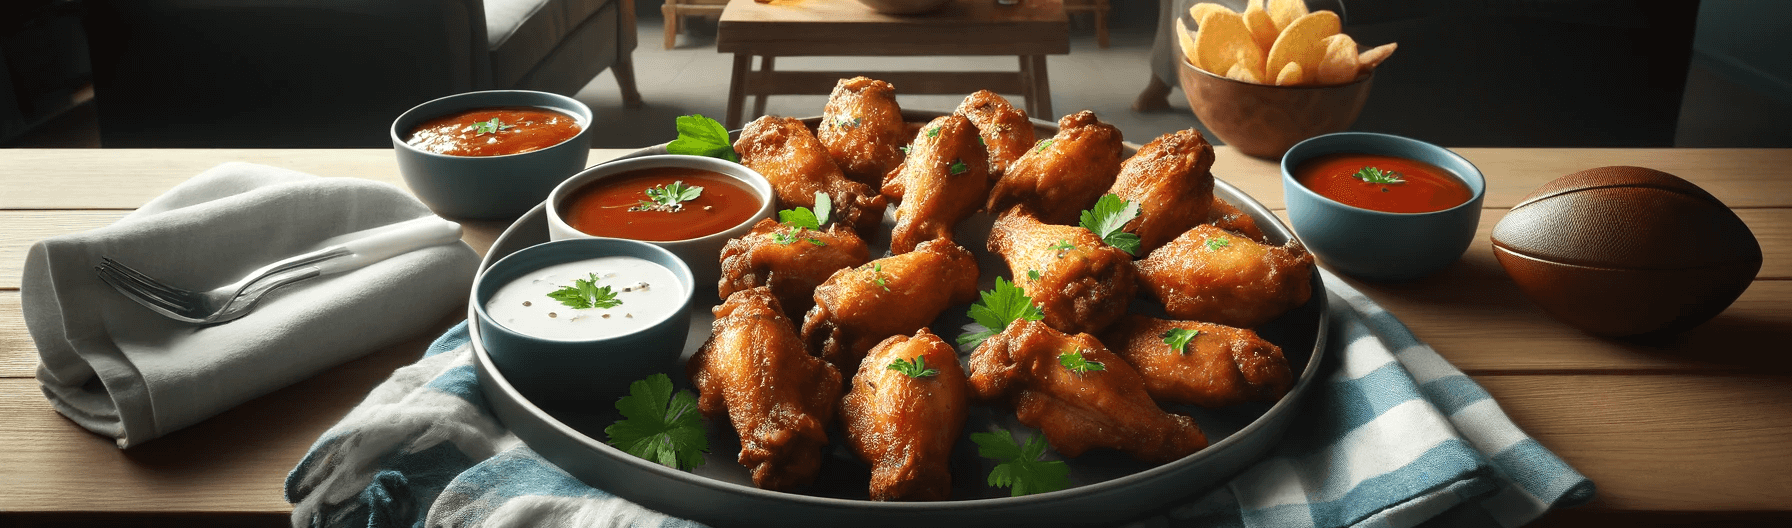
1109,128,1217,254
734,115,887,234
987,209,1135,335
954,90,1036,182
718,218,872,319
884,114,991,254
1100,314,1293,407
1206,196,1269,242
1135,225,1314,328
802,238,981,374
985,111,1124,225
818,77,909,187
841,329,969,501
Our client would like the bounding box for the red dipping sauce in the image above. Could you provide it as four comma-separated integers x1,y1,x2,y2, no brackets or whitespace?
406,107,581,157
1293,153,1473,213
561,166,761,241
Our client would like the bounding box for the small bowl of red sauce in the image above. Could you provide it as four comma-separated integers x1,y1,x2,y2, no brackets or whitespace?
546,155,775,286
1282,132,1485,281
392,90,593,220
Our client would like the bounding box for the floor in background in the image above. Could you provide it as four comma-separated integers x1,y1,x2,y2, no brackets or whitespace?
5,11,1789,150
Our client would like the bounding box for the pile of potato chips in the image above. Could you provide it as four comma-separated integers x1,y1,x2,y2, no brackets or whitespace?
1179,0,1395,87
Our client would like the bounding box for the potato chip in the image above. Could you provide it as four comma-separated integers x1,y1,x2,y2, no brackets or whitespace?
1243,3,1279,54
1191,9,1264,78
1265,10,1340,85
1357,42,1399,74
1274,61,1304,86
1316,34,1359,85
1267,0,1308,33
1178,19,1200,67
1225,60,1263,84
1189,3,1236,27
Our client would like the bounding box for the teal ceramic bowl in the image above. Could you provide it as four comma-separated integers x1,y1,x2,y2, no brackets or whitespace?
392,90,593,220
472,238,694,403
1281,132,1486,282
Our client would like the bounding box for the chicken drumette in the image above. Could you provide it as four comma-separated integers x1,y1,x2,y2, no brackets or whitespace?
734,115,886,234
718,218,872,320
802,238,980,374
953,90,1035,182
1135,225,1314,329
818,76,909,187
1101,314,1293,408
687,287,843,491
985,111,1124,225
841,329,969,501
967,319,1208,463
883,113,990,254
987,210,1135,335
1108,128,1216,255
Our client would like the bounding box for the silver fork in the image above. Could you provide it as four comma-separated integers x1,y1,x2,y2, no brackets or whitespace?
94,217,463,324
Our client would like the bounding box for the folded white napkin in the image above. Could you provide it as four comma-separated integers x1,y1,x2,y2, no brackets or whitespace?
21,162,479,448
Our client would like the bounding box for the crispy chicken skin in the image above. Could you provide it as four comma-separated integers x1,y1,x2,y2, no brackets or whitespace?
985,111,1124,225
1135,225,1314,328
1100,314,1293,408
967,320,1208,463
734,115,887,234
883,114,991,254
719,218,872,319
1207,196,1268,243
953,90,1035,182
687,287,843,491
1109,129,1217,254
818,77,909,187
987,210,1135,335
841,329,969,501
802,238,980,374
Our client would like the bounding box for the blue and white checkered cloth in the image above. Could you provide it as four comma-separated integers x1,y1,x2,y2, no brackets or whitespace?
286,270,1593,527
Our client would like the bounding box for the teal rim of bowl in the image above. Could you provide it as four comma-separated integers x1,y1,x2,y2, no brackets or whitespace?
1280,132,1487,217
473,238,695,343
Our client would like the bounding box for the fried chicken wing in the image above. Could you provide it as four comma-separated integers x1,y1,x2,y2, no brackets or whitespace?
687,287,843,491
1109,129,1216,254
985,111,1124,225
802,238,980,373
734,115,887,234
954,90,1035,182
1101,314,1293,408
818,77,909,187
1135,225,1314,328
841,329,969,501
987,210,1135,335
1207,196,1268,243
719,218,872,319
967,320,1208,463
883,114,991,254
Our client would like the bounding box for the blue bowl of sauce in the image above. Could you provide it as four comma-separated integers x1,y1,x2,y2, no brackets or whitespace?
473,238,694,403
1281,132,1486,282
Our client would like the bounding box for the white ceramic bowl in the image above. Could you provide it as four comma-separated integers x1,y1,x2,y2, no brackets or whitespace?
546,155,775,288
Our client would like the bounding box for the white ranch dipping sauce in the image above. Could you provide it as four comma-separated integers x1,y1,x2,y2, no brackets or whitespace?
485,256,683,341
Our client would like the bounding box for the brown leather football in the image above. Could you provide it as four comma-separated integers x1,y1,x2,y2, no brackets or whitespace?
1490,166,1761,337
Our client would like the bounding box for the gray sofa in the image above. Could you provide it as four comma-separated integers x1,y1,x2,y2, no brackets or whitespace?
84,0,641,147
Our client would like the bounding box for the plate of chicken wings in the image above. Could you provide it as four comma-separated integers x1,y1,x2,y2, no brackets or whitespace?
469,78,1329,527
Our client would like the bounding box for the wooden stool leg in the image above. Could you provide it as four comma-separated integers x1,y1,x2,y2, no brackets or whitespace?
1096,0,1110,49
614,51,645,109
1028,55,1053,119
1019,55,1038,117
752,56,775,119
727,54,752,129
662,4,678,49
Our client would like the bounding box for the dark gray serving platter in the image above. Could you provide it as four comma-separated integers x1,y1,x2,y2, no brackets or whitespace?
467,112,1329,527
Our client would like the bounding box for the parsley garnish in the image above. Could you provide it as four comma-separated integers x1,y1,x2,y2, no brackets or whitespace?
778,191,832,230
546,273,623,309
666,114,739,163
1049,239,1076,252
1206,238,1231,251
472,118,514,136
887,356,940,378
771,232,825,246
956,277,1045,350
901,145,912,155
1035,139,1055,152
972,430,1069,497
926,127,941,138
858,262,890,291
949,159,970,175
604,373,708,471
833,116,862,129
1078,194,1142,256
1354,166,1406,184
634,181,704,212
1058,349,1105,374
1027,269,1042,282
1162,328,1201,355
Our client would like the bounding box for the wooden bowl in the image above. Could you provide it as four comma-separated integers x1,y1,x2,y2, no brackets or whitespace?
1178,58,1373,159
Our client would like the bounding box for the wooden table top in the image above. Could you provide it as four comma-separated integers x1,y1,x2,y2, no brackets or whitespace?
1,147,1788,526
717,0,1069,57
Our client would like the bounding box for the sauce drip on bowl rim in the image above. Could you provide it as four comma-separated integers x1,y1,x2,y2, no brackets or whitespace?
484,256,684,341
406,106,581,157
1293,153,1472,214
561,166,762,242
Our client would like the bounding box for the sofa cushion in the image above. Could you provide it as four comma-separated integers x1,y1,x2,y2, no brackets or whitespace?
485,0,615,88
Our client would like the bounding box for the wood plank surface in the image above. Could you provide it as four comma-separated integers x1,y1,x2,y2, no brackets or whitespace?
0,292,31,377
